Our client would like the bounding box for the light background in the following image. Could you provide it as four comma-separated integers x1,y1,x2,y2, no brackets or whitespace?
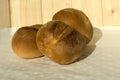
0,0,120,27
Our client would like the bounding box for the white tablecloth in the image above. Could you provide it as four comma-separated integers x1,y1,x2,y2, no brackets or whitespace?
0,27,120,80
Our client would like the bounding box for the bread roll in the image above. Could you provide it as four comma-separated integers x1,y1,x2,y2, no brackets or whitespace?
36,21,86,64
53,8,93,43
12,24,43,59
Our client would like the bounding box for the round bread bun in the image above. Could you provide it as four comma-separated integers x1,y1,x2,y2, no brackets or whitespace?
12,24,43,59
53,8,93,43
36,21,86,64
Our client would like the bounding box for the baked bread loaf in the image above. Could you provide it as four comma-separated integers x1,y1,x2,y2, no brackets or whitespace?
12,8,93,65
53,8,93,43
12,24,43,59
36,21,86,64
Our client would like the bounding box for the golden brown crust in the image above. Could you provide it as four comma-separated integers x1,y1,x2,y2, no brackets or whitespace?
36,21,86,64
30,24,43,29
52,8,93,44
12,25,43,59
12,8,93,65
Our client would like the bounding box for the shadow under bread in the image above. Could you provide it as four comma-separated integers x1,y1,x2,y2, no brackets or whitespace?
76,27,103,61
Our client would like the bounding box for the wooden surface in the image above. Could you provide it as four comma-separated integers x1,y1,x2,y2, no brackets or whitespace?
41,0,72,24
0,0,120,27
0,0,11,27
10,0,42,27
72,0,103,26
102,0,120,26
